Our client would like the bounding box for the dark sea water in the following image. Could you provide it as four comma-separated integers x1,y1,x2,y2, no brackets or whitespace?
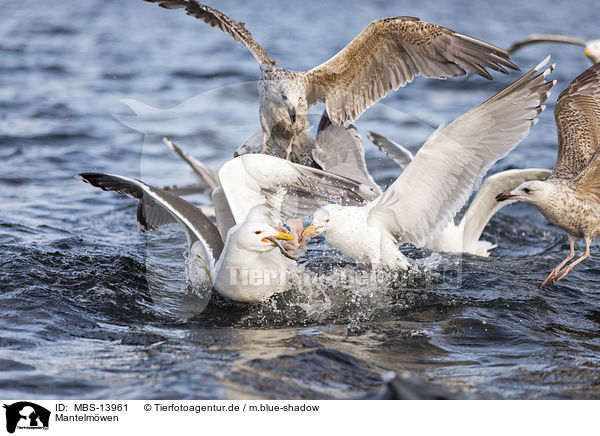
2,0,600,399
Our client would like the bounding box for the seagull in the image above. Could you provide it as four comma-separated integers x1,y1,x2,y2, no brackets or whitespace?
76,173,302,303
208,59,555,268
145,0,518,165
507,34,600,63
164,112,552,257
161,113,379,252
496,63,600,286
366,131,552,256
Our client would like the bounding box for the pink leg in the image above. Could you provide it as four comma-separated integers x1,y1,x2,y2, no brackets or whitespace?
540,236,576,287
542,237,591,287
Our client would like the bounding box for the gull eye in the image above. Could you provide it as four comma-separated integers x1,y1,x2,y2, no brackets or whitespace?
523,188,531,194
254,231,262,235
325,219,330,223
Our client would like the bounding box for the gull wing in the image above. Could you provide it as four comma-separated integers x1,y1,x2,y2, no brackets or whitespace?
571,147,600,202
313,112,381,195
507,34,586,53
304,16,518,124
460,168,552,248
163,137,220,190
552,63,600,179
367,57,554,247
211,186,236,240
77,173,224,267
365,131,414,170
145,0,275,67
218,154,378,225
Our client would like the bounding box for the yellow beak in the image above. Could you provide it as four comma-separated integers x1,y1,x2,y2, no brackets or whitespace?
584,48,591,57
301,224,314,239
262,231,294,244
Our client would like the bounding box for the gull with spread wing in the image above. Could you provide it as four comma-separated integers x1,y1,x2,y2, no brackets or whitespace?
365,133,552,256
215,58,553,269
77,173,300,303
145,0,518,165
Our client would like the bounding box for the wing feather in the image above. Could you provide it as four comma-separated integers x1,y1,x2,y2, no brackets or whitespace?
304,17,518,124
77,173,224,267
218,155,378,225
145,0,275,67
507,34,587,53
367,58,554,247
552,63,600,179
313,112,381,195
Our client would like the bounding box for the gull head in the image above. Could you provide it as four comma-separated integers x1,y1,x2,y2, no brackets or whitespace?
234,221,294,254
303,204,345,238
584,40,600,63
495,180,552,206
259,71,306,127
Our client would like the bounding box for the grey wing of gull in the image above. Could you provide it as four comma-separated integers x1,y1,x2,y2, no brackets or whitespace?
368,58,554,247
161,183,209,196
163,138,220,190
507,34,586,53
219,154,377,224
145,0,275,67
304,16,518,124
234,131,264,157
460,168,552,247
313,112,381,196
77,173,224,265
365,131,414,170
552,63,600,180
211,186,236,240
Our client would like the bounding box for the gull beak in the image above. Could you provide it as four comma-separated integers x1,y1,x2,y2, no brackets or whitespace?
287,105,296,124
495,191,517,202
262,231,294,245
584,47,591,57
301,223,322,239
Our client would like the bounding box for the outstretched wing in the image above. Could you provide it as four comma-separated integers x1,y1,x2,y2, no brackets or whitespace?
163,137,220,190
145,0,275,67
507,34,586,53
304,16,518,124
367,58,554,247
552,63,600,179
77,173,224,267
366,130,414,170
218,154,379,225
313,112,381,195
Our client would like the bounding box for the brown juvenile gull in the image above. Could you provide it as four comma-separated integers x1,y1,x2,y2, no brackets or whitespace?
496,62,600,286
507,34,600,63
145,0,518,165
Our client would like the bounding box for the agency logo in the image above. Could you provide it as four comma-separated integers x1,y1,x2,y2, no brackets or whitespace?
3,402,50,434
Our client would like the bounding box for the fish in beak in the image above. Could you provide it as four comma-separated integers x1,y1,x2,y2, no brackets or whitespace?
495,191,517,202
262,230,294,245
264,232,299,260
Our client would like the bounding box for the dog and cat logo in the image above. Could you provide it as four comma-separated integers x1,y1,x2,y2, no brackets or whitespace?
3,402,50,433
